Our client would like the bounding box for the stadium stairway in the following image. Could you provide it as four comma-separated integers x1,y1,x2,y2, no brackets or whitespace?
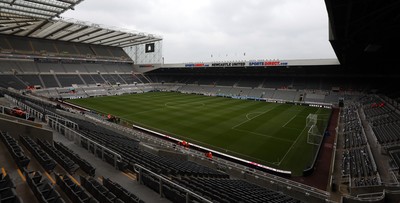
141,74,153,83
38,75,46,88
13,75,28,88
77,74,88,86
116,74,128,85
98,74,108,85
53,74,62,88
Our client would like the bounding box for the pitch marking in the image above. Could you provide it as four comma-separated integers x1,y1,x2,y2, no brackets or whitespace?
231,105,279,130
278,107,322,166
164,101,206,109
282,115,297,128
119,106,164,117
245,112,264,120
233,128,293,143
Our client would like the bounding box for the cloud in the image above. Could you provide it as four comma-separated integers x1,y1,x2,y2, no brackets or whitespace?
62,0,336,63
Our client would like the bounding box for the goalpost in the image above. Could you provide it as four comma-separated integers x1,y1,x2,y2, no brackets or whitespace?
306,114,323,146
306,114,317,127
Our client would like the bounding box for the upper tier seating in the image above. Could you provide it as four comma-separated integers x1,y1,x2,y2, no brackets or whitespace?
37,63,65,73
273,90,300,101
0,75,26,89
89,74,105,83
84,64,107,73
6,36,33,52
31,39,57,53
305,93,326,103
1,34,131,61
17,75,42,87
63,64,89,73
41,75,59,88
80,75,97,85
75,43,95,56
57,75,84,86
236,77,264,88
263,77,291,89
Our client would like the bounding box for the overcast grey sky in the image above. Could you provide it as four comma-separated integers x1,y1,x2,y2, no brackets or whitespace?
62,0,336,63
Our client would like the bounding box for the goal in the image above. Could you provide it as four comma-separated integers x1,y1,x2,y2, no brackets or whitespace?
306,114,318,127
306,114,323,145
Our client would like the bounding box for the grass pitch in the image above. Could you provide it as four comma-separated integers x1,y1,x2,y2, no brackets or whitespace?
69,92,331,176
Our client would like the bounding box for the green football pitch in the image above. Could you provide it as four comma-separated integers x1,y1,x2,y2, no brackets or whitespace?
69,92,331,176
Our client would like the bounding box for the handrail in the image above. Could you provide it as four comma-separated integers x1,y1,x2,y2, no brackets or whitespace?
134,164,213,203
46,115,122,167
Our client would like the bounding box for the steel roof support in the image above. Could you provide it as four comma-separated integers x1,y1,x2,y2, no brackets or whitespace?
42,22,73,38
66,28,102,42
24,20,48,36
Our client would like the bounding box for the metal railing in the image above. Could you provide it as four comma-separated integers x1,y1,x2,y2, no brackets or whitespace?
46,115,122,168
134,164,213,203
4,94,43,120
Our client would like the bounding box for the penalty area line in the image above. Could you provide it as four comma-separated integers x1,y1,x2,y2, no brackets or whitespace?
282,115,296,128
277,107,322,166
232,128,293,143
277,124,308,166
231,105,279,130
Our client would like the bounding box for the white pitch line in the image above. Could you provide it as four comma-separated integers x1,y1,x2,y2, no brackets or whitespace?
277,107,322,166
231,105,279,130
120,101,207,117
233,128,293,143
119,106,165,117
278,125,308,166
245,112,264,120
164,101,206,109
282,115,296,128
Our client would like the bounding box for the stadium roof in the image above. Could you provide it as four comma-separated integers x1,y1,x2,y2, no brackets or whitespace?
0,0,82,19
325,0,400,69
0,0,162,48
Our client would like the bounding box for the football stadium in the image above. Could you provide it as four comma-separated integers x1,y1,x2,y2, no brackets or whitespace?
0,1,400,203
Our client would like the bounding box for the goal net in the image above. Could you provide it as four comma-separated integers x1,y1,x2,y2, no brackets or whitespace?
306,114,323,145
306,114,317,127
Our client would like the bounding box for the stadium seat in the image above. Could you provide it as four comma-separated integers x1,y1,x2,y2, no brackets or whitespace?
0,132,31,170
37,139,79,174
24,170,66,203
20,136,57,172
54,142,95,176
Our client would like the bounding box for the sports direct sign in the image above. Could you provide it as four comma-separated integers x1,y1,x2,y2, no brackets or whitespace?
184,60,288,68
248,60,288,67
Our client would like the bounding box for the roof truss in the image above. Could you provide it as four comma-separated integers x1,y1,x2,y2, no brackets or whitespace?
0,0,83,19
0,0,162,48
